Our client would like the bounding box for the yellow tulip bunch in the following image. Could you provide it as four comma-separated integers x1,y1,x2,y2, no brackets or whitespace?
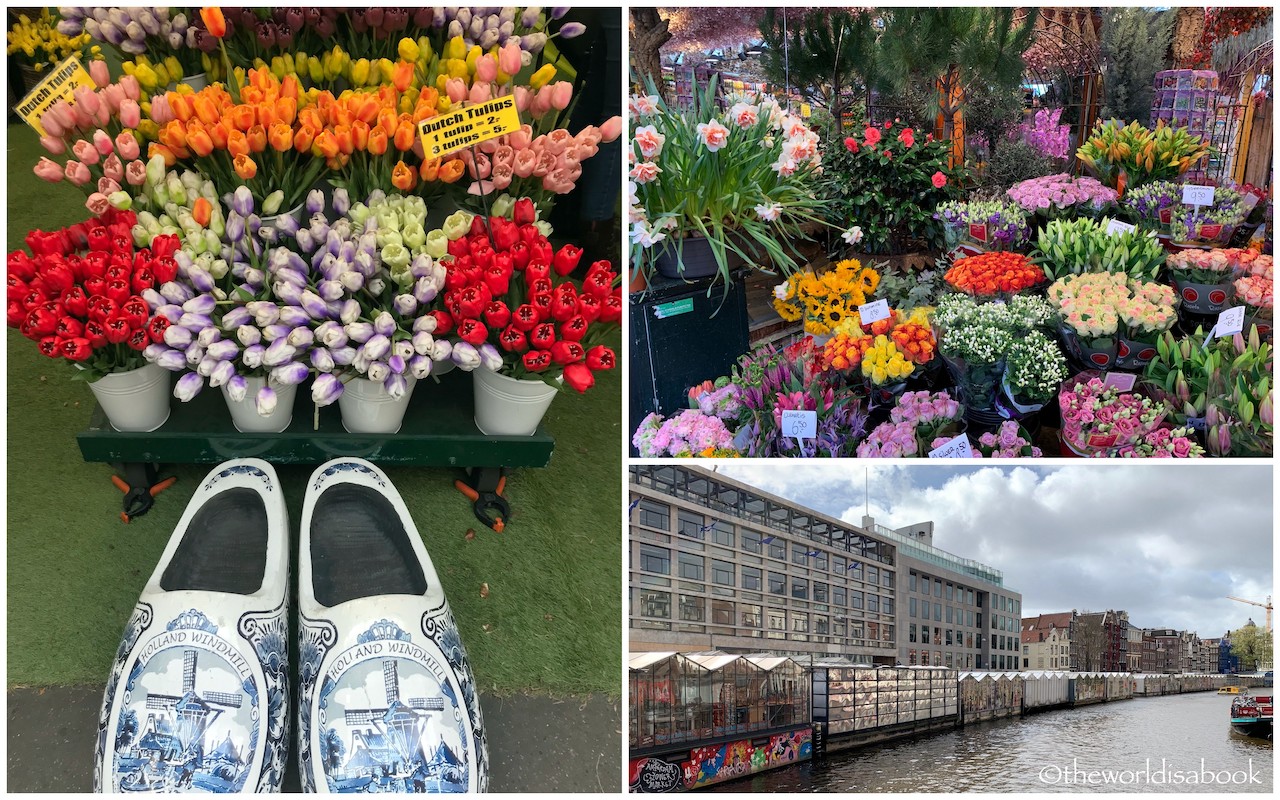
7,9,91,71
120,54,189,95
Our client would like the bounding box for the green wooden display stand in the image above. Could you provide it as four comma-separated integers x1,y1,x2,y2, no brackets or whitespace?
76,370,553,525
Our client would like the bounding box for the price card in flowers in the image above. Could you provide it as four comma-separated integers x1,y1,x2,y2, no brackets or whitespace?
928,434,974,459
15,55,94,137
780,410,817,440
1181,184,1215,207
418,95,520,158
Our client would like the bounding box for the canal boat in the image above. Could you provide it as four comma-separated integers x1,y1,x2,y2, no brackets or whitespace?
1228,694,1273,739
1217,685,1243,695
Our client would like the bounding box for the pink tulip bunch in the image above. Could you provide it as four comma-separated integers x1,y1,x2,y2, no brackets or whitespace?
459,117,622,200
38,72,141,144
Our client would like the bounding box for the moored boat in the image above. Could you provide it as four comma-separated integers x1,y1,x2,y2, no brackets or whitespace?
1218,685,1243,695
1229,694,1273,739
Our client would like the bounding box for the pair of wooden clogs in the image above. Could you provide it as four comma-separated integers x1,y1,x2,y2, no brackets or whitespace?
93,458,487,793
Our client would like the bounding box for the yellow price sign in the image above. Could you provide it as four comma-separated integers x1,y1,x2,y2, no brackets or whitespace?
16,55,95,137
418,94,521,159
800,103,812,118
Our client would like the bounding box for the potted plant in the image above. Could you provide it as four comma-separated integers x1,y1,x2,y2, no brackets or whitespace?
1169,186,1246,246
1075,119,1210,190
627,79,828,287
825,118,963,259
1001,330,1069,415
1122,180,1182,234
771,258,880,340
1115,426,1205,458
822,306,937,402
7,8,90,86
944,250,1045,297
632,409,737,457
7,208,173,431
1165,248,1238,315
1116,280,1179,369
934,199,1031,253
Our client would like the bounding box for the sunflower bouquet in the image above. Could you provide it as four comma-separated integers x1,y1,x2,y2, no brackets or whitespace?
772,258,880,336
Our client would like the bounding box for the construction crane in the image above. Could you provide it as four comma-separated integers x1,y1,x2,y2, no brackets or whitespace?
1227,595,1273,632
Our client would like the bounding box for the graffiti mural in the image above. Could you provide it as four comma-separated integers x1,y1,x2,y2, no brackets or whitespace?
629,729,813,792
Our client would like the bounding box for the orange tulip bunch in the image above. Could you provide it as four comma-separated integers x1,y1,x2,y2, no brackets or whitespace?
302,83,468,201
150,68,327,210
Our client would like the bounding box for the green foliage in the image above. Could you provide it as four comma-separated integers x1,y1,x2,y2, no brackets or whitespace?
758,8,882,125
1100,8,1174,124
964,83,1028,158
819,120,964,255
1033,218,1166,281
980,139,1059,190
1228,624,1274,671
875,258,950,309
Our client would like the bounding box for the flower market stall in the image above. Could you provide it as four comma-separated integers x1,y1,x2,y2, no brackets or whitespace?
628,6,1272,459
9,7,623,521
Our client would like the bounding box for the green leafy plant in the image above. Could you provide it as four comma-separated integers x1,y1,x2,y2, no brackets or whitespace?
875,257,949,309
821,119,964,255
628,75,828,286
1033,218,1165,281
1144,326,1272,441
980,139,1058,189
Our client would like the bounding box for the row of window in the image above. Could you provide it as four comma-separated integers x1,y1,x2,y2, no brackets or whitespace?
636,499,894,582
633,589,896,644
905,650,1017,670
909,598,980,627
636,544,893,609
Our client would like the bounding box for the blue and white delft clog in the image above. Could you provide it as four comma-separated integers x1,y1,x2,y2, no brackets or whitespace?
297,458,488,793
94,459,290,793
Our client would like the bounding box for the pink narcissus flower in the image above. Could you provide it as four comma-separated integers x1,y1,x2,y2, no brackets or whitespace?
629,161,661,184
115,132,140,160
729,102,758,128
600,115,621,142
633,125,665,159
696,119,730,152
39,135,66,155
34,157,64,182
72,139,100,166
125,159,147,185
89,59,110,88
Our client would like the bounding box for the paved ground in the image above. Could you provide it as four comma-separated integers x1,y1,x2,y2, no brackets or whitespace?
7,686,621,792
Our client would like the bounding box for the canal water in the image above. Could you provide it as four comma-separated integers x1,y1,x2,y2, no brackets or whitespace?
707,691,1273,793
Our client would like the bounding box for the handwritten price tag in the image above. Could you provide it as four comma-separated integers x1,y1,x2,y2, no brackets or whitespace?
1105,219,1136,236
1102,372,1137,392
859,299,890,325
928,434,974,459
1182,184,1216,206
780,410,817,440
1215,306,1245,337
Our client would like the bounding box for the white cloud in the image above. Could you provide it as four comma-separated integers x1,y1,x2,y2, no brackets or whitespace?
717,464,1272,637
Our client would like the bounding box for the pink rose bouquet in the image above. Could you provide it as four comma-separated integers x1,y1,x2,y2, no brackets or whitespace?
856,420,920,458
1007,173,1117,217
1059,374,1167,453
973,420,1042,457
1114,426,1205,458
632,409,736,457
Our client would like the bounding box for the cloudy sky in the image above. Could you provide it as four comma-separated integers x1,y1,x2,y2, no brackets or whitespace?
716,464,1273,638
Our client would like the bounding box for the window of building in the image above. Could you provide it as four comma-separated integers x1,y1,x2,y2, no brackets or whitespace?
867,595,879,613
921,626,931,644
711,523,734,548
711,560,734,586
638,544,670,574
768,572,786,595
909,623,917,643
711,600,734,626
834,587,846,607
909,597,917,618
791,613,809,633
968,589,974,606
814,582,829,603
883,571,893,588
679,594,705,622
866,566,879,585
934,580,942,598
791,577,808,600
677,510,704,539
934,604,942,622
910,572,918,592
812,551,828,571
945,652,954,668
741,604,761,629
833,555,846,574
946,606,953,624
945,629,953,646
766,610,785,639
920,650,929,666
742,530,762,553
967,611,974,627
742,566,762,591
851,591,864,610
768,537,786,560
638,500,670,531
908,649,917,665
976,612,983,628
867,621,879,641
677,553,704,581
792,543,808,565
849,622,864,640
834,617,846,638
976,593,984,608
815,616,829,636
967,633,974,649
947,584,954,601
882,597,894,615
638,590,671,618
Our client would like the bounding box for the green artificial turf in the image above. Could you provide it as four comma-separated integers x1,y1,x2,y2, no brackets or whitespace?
5,122,623,697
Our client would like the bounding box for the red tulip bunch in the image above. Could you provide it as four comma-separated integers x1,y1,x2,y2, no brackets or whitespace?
7,208,174,378
437,198,622,393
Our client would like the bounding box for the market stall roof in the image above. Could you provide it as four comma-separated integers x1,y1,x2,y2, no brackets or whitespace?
744,655,800,671
684,652,746,671
628,651,693,671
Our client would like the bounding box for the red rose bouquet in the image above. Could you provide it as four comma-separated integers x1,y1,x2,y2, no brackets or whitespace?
437,198,621,393
7,208,174,380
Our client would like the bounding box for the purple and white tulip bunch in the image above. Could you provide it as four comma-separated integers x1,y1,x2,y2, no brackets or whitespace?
57,7,197,66
290,190,454,407
412,7,581,55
